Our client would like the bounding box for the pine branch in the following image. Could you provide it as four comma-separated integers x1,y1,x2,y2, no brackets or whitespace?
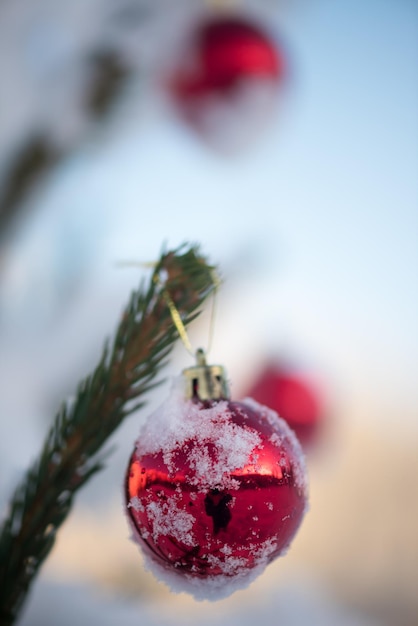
0,48,130,241
0,136,59,239
0,243,217,625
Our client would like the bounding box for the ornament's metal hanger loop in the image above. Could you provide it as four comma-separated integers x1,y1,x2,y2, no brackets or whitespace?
152,267,228,401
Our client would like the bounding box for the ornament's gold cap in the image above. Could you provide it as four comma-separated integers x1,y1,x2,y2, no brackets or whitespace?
183,349,229,401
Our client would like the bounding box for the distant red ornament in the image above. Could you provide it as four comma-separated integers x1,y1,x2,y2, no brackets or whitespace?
245,363,325,449
169,15,286,149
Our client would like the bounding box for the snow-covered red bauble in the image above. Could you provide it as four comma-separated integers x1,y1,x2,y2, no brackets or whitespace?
169,14,286,151
246,362,325,450
125,351,307,599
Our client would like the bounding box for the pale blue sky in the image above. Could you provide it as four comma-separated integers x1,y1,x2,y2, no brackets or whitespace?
1,0,417,434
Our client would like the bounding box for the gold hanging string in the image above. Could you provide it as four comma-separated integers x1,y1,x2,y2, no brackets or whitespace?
114,261,154,269
116,259,221,359
153,268,220,360
206,269,221,356
157,279,195,356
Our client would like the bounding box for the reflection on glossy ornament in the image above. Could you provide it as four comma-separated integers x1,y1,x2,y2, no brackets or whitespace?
246,363,324,449
125,353,307,599
169,15,286,151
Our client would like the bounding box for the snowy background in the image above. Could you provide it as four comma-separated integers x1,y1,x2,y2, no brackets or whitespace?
0,0,417,625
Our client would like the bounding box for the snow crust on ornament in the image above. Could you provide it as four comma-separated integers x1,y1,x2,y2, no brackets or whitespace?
137,380,262,489
125,378,308,601
180,78,281,154
242,396,308,496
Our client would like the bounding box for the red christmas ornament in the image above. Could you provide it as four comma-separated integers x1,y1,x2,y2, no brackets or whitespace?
246,363,324,449
125,351,307,599
169,15,286,150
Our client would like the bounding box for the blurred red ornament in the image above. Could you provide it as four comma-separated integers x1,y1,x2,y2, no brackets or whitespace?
169,15,286,149
246,363,325,449
125,355,307,599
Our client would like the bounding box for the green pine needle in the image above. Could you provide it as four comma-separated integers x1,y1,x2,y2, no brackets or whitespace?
0,243,218,625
